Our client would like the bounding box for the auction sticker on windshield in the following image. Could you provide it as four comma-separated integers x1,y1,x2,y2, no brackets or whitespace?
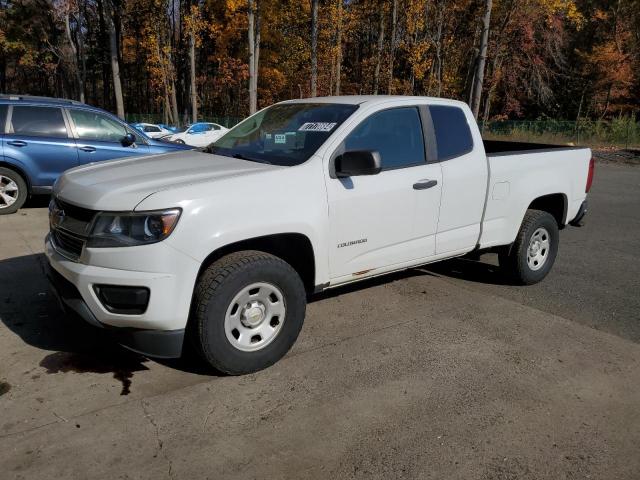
298,122,337,132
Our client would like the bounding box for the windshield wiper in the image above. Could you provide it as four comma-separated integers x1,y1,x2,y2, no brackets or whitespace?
232,153,271,164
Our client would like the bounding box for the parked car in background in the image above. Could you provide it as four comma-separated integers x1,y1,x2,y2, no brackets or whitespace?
158,123,180,133
168,122,229,147
131,122,173,139
0,95,193,214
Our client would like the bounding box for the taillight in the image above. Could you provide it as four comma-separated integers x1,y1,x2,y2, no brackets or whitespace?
585,157,595,193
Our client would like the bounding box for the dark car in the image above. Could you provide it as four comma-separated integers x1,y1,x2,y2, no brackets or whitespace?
0,95,192,214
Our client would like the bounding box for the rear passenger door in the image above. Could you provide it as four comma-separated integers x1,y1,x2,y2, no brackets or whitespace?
3,105,78,188
67,109,149,165
429,105,488,254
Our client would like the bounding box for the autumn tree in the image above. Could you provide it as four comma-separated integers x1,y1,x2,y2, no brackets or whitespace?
470,0,492,119
310,0,318,96
103,0,124,118
247,0,261,113
184,3,207,122
0,0,637,123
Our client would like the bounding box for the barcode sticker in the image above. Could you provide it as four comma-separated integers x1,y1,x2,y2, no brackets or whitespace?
298,122,337,132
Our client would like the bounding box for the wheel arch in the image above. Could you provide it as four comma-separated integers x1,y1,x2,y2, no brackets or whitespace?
527,192,568,228
0,160,32,192
196,232,317,294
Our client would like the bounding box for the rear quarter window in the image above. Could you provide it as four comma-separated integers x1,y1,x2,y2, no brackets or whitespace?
0,105,7,133
429,105,474,161
11,106,68,138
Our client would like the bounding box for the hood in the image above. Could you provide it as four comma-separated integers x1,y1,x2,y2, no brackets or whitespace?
54,150,279,210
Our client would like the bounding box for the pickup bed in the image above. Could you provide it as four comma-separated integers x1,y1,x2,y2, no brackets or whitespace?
46,96,593,374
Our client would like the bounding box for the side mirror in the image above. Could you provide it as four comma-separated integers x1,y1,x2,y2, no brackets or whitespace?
335,150,382,178
122,132,136,147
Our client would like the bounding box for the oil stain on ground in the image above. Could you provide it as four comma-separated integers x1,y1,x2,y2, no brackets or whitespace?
40,351,149,395
0,381,11,396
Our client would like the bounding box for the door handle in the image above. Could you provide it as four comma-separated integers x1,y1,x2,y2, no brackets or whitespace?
79,146,96,153
7,140,27,147
413,179,438,190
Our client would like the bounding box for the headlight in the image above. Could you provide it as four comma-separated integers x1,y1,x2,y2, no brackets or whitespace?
87,209,181,248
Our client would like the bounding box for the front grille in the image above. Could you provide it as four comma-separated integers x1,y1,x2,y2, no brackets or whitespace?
55,198,96,223
49,197,97,260
52,229,86,259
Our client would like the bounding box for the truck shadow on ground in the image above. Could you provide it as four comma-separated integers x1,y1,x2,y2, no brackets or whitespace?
424,255,512,286
0,254,214,394
0,252,510,385
312,254,512,303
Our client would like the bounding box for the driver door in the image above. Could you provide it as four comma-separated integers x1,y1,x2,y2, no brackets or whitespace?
67,108,149,165
326,106,443,282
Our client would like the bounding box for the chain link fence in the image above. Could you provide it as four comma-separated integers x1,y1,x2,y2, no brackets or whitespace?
480,116,640,149
125,114,243,129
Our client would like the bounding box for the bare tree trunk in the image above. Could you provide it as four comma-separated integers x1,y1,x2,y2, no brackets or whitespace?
64,12,85,102
164,93,172,124
78,5,87,102
373,7,385,95
104,0,124,118
310,0,318,97
170,77,179,126
255,7,261,104
434,6,444,97
0,53,6,93
335,0,343,95
189,32,197,123
599,84,612,120
470,0,492,119
387,0,398,94
96,0,110,106
248,0,261,114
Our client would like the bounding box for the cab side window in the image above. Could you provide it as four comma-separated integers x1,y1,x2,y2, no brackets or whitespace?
11,106,68,138
344,107,425,169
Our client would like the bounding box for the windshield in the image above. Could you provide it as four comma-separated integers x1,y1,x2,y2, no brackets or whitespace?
206,103,358,166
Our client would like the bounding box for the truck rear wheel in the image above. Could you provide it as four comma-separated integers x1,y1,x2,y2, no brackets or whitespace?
499,209,559,285
0,167,28,215
190,250,307,375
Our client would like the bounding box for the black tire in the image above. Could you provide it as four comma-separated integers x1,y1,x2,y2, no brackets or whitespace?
499,209,559,285
174,139,186,144
0,167,28,215
190,250,306,375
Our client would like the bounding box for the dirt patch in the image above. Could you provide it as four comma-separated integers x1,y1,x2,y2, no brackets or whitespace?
593,149,640,165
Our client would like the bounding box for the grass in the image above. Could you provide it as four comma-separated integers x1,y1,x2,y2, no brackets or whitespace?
481,116,640,149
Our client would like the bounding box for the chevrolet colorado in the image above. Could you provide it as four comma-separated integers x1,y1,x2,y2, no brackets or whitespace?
45,96,593,374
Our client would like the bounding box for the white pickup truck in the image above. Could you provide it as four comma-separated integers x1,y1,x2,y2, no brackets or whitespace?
46,96,593,374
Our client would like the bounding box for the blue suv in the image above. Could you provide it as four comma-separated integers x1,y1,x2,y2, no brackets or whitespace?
0,95,192,214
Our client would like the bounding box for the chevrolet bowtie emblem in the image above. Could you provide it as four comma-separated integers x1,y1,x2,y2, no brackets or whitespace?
51,207,66,227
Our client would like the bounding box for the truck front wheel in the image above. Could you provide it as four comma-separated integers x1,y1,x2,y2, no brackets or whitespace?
499,209,559,285
190,250,307,375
